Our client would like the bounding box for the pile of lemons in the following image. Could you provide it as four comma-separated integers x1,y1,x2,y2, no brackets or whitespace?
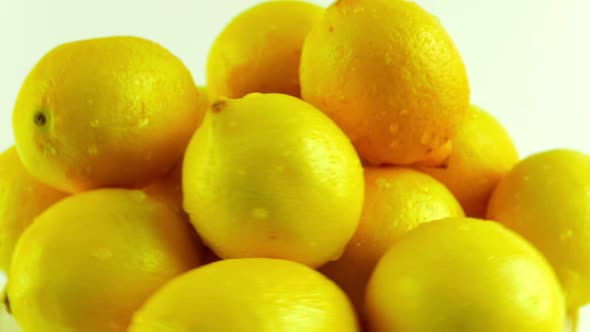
1,1,589,331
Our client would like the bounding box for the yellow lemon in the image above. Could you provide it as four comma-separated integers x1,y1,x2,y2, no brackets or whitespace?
143,85,212,215
300,0,470,166
197,85,211,113
143,162,184,217
366,218,565,332
13,36,204,193
420,105,519,217
183,93,364,268
320,167,463,313
143,162,220,265
129,258,358,331
207,1,323,98
0,146,67,272
7,189,202,332
487,149,590,315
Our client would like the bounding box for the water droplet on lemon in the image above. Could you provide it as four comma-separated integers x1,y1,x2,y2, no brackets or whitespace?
375,177,391,189
560,229,573,241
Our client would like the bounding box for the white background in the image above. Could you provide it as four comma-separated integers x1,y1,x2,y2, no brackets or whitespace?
0,0,589,331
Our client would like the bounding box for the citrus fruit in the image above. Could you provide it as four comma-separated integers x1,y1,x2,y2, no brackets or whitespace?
366,218,565,332
7,189,202,332
0,146,67,272
320,167,463,311
207,0,323,98
143,162,220,265
183,93,364,268
487,149,590,313
197,85,211,113
128,258,359,332
13,36,204,193
300,0,470,166
143,162,184,217
420,105,519,217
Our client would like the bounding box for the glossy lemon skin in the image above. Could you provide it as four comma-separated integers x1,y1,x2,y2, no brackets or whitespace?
420,105,519,217
366,218,565,332
320,167,463,311
13,36,204,193
7,189,202,332
207,1,323,98
129,258,359,332
300,0,470,166
183,93,364,268
0,146,67,272
143,162,184,217
488,149,590,311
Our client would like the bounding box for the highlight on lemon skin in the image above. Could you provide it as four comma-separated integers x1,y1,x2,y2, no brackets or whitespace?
366,217,565,332
207,0,323,99
487,149,590,315
7,189,203,332
128,258,359,332
420,105,519,217
320,167,463,313
183,93,364,268
12,36,204,193
300,0,470,166
0,146,68,273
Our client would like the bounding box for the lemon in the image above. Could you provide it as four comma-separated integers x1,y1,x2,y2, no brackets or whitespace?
143,162,220,265
128,258,359,331
366,218,564,332
7,189,202,332
13,36,204,193
197,85,211,113
143,85,212,215
420,105,519,217
207,1,323,98
0,146,67,272
320,167,463,312
487,149,590,314
143,162,184,217
183,93,364,268
300,0,470,166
